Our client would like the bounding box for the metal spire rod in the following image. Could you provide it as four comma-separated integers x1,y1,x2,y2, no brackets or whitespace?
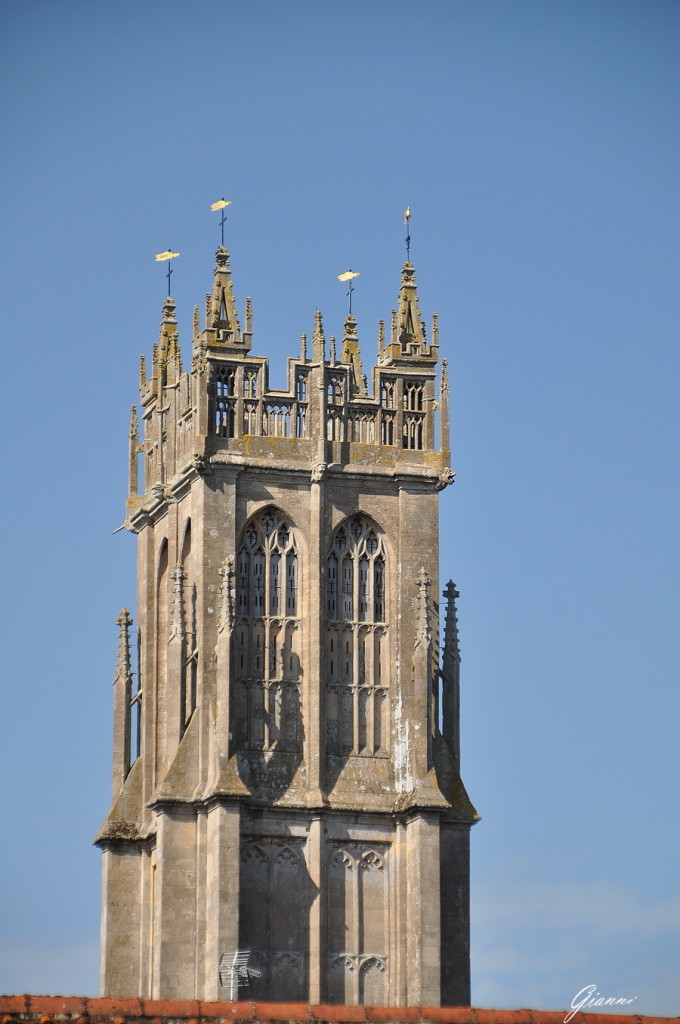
154,249,180,296
210,198,232,247
337,269,360,316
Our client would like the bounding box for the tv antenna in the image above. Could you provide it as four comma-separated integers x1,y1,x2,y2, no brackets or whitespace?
218,949,262,1001
154,250,180,296
211,198,232,246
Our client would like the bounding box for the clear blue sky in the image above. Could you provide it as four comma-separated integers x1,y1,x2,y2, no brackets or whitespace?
1,0,678,1013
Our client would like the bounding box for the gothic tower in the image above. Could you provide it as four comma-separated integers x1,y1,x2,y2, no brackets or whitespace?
96,243,478,1006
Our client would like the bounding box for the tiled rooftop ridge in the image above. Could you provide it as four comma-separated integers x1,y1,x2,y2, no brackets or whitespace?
0,1000,677,1024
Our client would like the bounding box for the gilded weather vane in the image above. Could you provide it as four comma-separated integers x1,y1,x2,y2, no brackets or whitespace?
154,249,180,296
404,206,412,260
211,198,232,246
337,269,360,315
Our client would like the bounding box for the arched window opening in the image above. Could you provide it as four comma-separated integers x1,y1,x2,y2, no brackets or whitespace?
380,380,395,409
233,509,301,754
243,369,258,398
213,366,236,437
326,516,389,757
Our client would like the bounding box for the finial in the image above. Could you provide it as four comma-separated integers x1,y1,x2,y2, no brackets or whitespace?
377,319,385,362
193,305,200,340
210,198,232,247
337,270,360,316
128,408,139,498
330,336,336,365
205,292,211,323
340,315,366,394
161,295,177,324
443,580,461,661
300,333,307,361
432,311,439,347
312,310,325,362
245,296,252,334
115,608,133,681
404,206,412,261
154,250,180,297
214,246,230,272
139,354,146,389
440,357,450,392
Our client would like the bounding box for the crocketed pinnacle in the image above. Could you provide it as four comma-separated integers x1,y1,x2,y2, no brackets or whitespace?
381,260,437,365
157,296,182,384
312,309,325,362
205,246,246,350
340,314,367,395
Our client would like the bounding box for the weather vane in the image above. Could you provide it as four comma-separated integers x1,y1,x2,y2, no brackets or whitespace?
404,206,412,260
211,198,232,246
154,249,180,296
337,269,360,315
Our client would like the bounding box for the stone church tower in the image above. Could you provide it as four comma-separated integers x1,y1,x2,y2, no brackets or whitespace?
96,242,478,1006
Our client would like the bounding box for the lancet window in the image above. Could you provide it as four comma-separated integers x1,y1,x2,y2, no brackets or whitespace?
243,402,258,435
403,380,424,411
380,414,395,446
212,365,236,437
233,509,301,753
263,403,292,438
402,414,424,450
349,412,376,444
326,516,389,757
295,372,308,438
328,376,344,405
380,380,395,409
243,369,258,397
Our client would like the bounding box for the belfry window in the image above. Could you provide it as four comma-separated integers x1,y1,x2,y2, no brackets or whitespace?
233,509,302,753
213,365,236,437
326,516,389,757
403,381,424,411
243,370,258,398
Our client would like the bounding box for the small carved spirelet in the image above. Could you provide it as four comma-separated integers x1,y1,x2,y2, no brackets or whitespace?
218,555,235,633
440,356,450,393
415,567,432,647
